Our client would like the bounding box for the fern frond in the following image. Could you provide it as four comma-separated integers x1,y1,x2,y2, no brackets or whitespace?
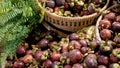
0,1,13,14
0,9,22,27
0,0,45,68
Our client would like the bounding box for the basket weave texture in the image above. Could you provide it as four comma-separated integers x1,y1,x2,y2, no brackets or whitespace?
95,4,120,41
39,0,110,32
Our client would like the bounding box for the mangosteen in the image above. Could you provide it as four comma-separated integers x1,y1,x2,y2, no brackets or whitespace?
37,38,49,49
72,63,83,68
116,15,120,22
68,40,81,50
64,65,72,68
110,54,119,63
84,54,98,68
69,49,83,63
68,33,79,41
16,46,26,57
55,0,66,6
100,29,112,40
43,59,52,68
51,52,61,61
98,55,109,65
112,22,120,32
99,41,113,56
99,19,111,29
104,12,116,21
13,61,24,68
98,65,107,68
46,0,55,8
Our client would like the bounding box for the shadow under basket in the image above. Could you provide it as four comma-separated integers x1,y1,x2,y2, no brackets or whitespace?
43,21,71,37
39,0,110,32
96,4,120,41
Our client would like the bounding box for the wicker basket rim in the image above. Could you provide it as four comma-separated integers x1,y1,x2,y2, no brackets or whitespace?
38,0,110,19
95,4,120,41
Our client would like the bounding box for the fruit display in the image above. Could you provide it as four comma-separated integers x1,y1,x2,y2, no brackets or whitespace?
3,25,118,68
1,0,120,68
44,0,107,17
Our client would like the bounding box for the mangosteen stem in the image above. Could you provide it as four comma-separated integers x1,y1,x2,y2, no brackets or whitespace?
113,49,120,59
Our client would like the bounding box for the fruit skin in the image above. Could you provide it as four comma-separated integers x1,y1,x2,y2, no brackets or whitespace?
34,50,42,62
88,3,95,14
80,47,88,54
79,39,88,47
16,46,26,57
84,54,98,68
90,39,100,51
43,59,52,68
114,36,120,47
51,52,61,61
46,0,55,8
69,49,83,63
21,54,33,64
104,12,116,21
99,19,111,29
116,15,120,22
37,38,49,49
100,29,112,40
55,0,66,6
98,65,107,68
112,22,120,32
110,54,119,63
68,33,79,41
98,55,109,65
13,61,24,68
26,50,33,55
72,5,83,13
68,40,81,50
64,65,72,68
72,63,83,68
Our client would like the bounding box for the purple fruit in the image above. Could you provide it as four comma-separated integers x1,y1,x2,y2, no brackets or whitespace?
79,39,88,47
98,55,109,65
13,61,24,68
104,12,116,21
99,19,111,29
43,59,52,68
116,15,120,22
100,29,112,40
112,22,120,32
64,65,72,68
69,49,83,63
88,3,95,14
69,33,79,41
98,65,107,68
37,38,49,49
51,52,61,61
80,47,88,54
72,63,83,68
110,54,119,63
55,0,66,6
16,46,26,57
68,40,81,50
46,0,55,8
34,50,42,62
84,54,98,68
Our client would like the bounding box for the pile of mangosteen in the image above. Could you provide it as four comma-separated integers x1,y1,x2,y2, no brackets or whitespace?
5,27,120,68
42,0,107,17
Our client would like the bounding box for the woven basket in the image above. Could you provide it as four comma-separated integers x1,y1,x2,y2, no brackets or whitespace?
95,4,120,41
38,0,110,32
